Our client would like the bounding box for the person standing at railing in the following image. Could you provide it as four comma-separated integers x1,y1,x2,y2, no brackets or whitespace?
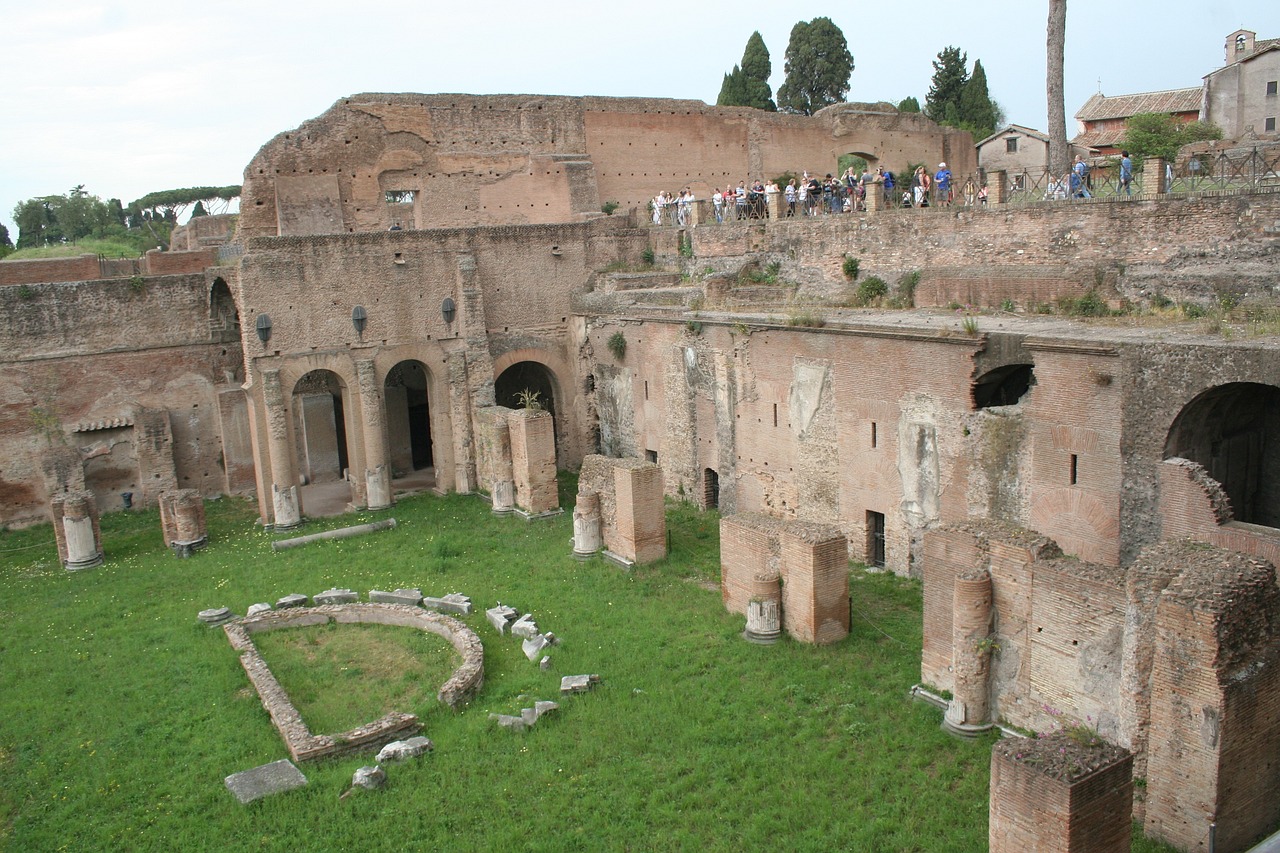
1072,156,1092,199
881,168,895,205
1189,156,1201,189
1119,151,1133,197
935,163,952,206
712,188,724,223
784,179,797,217
806,174,822,215
963,177,977,207
912,166,929,207
652,191,665,225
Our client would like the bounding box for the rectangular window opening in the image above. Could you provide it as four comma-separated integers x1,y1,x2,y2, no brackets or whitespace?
644,380,649,400
1005,137,1018,153
1266,117,1277,133
1267,80,1278,96
773,403,778,427
1070,453,1078,485
644,449,658,464
870,421,878,448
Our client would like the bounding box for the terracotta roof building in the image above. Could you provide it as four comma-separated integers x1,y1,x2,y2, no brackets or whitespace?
1072,88,1203,156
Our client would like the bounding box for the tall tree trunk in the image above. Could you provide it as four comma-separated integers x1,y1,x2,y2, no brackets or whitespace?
1046,0,1069,175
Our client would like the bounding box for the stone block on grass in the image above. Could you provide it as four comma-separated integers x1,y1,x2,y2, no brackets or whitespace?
225,759,308,804
369,588,423,606
314,588,358,605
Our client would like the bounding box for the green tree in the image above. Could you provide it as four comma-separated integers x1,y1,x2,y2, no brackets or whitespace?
190,200,209,218
897,96,921,113
738,31,776,111
717,66,747,108
925,46,968,123
957,60,1001,138
0,223,13,259
1123,114,1224,162
776,17,854,115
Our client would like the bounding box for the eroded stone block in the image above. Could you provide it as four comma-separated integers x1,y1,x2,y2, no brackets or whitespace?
225,759,307,804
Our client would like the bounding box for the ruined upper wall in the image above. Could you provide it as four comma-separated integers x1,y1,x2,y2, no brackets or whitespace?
239,94,972,238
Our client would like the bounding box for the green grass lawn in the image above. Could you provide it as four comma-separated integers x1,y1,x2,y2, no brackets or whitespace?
3,237,146,261
0,481,1174,851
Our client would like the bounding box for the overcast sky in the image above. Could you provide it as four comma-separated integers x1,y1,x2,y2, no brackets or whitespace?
1,0,1273,238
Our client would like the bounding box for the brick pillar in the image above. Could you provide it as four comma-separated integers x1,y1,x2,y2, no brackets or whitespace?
865,181,881,213
613,461,666,565
987,170,1008,205
446,353,476,494
51,490,103,571
356,359,392,511
507,409,557,515
134,408,178,507
687,199,700,227
768,191,781,220
944,569,994,735
1144,157,1166,197
262,369,302,529
780,526,849,645
159,489,207,556
990,734,1133,853
572,490,601,559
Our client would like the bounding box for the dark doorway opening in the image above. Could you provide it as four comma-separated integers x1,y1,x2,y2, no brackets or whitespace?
386,361,434,473
495,361,557,419
703,468,720,509
1164,382,1280,527
867,510,886,568
292,370,350,484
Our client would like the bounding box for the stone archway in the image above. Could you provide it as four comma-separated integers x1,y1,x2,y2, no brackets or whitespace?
291,369,351,489
384,360,434,476
1164,382,1280,527
495,360,563,464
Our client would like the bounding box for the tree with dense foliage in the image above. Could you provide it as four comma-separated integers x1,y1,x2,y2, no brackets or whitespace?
897,96,921,113
0,223,13,259
776,17,853,115
958,60,1001,139
925,46,968,125
1047,0,1068,175
717,32,776,111
1123,114,1224,162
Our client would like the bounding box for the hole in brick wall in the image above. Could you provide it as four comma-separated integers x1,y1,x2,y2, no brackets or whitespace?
1070,454,1078,485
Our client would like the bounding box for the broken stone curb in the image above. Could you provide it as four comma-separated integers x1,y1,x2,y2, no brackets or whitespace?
490,700,559,732
376,736,434,763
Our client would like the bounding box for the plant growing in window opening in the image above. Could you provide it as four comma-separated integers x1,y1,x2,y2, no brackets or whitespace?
601,201,620,216
607,331,627,361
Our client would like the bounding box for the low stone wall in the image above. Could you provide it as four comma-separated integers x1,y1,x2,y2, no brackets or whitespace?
224,603,484,761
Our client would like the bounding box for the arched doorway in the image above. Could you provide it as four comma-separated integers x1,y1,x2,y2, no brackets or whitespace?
291,369,350,486
495,360,562,464
385,360,434,476
210,277,240,343
1164,382,1280,527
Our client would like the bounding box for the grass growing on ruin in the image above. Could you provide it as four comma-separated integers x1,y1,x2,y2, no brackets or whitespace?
0,484,1175,851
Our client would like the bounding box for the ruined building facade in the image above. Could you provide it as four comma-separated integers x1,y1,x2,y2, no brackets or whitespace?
2,93,1279,851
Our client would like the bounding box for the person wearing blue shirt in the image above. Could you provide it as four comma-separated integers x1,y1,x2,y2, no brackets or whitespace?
934,163,952,206
1072,156,1092,199
1119,150,1133,197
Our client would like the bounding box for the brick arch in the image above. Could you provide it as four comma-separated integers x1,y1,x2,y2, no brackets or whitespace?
1030,488,1120,565
491,347,571,385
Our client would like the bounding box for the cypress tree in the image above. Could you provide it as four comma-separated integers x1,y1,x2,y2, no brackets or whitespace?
925,46,968,123
958,60,1000,138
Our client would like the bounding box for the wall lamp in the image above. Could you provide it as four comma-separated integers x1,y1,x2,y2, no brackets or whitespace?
352,305,368,341
441,297,456,326
255,313,272,346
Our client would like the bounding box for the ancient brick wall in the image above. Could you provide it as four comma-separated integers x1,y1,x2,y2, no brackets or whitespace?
144,248,217,276
1158,457,1280,566
0,254,101,287
0,275,245,525
1144,552,1280,852
506,409,557,515
577,454,664,564
238,94,972,238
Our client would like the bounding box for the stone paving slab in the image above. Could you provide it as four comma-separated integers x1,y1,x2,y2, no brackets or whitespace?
224,759,307,804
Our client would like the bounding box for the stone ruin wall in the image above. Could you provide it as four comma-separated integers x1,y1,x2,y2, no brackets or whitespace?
0,272,247,525
588,314,1156,574
683,192,1280,307
922,525,1280,853
236,93,973,238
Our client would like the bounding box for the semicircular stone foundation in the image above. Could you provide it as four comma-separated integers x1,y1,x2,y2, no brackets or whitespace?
223,603,484,762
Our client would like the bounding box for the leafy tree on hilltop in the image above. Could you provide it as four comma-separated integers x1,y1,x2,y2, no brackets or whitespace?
1123,114,1224,162
925,46,968,125
777,17,853,115
718,32,776,111
897,96,921,113
0,223,13,259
